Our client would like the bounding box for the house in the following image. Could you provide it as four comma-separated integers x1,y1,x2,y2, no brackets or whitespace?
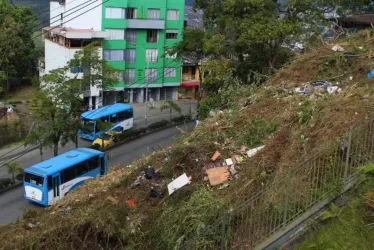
178,57,200,100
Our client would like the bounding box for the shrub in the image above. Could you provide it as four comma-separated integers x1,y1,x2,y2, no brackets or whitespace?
148,120,170,131
0,178,12,189
171,115,190,124
15,173,23,181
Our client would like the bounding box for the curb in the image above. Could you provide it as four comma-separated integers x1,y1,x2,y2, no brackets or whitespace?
103,120,193,152
0,181,23,195
0,146,39,163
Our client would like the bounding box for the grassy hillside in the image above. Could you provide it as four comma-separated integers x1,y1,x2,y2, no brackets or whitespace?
1,31,374,249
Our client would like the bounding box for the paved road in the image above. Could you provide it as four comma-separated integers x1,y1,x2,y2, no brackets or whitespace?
0,100,196,179
0,122,195,224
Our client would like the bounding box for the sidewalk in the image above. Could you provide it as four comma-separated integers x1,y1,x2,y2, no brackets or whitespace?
0,100,197,179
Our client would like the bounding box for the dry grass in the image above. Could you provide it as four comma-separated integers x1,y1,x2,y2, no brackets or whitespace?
2,31,374,249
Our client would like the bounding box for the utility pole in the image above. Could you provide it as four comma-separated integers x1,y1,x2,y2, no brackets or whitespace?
196,50,203,123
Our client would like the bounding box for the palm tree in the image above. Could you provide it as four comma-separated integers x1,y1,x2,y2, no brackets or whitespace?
160,100,182,121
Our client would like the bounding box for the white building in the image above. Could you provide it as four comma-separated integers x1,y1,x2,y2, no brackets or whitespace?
39,0,106,110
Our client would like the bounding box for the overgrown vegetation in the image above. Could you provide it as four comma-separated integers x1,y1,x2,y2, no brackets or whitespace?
296,172,374,250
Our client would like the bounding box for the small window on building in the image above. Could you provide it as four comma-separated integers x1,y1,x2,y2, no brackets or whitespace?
104,50,124,61
125,29,136,43
145,68,158,83
146,49,158,63
164,67,176,78
165,50,177,59
125,49,136,63
106,7,125,19
166,29,178,39
146,30,159,43
105,29,125,40
71,66,83,73
167,10,179,20
126,8,137,19
148,8,160,19
124,69,135,83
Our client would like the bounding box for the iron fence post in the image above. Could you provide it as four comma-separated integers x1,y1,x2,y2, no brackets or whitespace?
343,130,352,185
283,169,291,226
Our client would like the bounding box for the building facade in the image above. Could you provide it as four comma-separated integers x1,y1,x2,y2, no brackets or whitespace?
178,58,200,100
41,0,185,108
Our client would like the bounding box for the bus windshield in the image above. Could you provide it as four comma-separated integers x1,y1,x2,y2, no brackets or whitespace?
82,119,95,133
24,172,44,187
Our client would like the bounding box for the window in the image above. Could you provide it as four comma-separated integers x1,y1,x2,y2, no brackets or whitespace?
146,49,158,63
147,30,159,43
126,8,137,19
125,49,136,63
61,165,76,184
164,67,176,77
24,173,44,186
76,161,89,177
106,7,125,19
110,113,119,123
70,66,83,73
87,157,99,171
118,109,133,120
182,67,189,74
145,68,157,82
167,10,179,20
166,29,178,39
124,69,135,83
47,176,53,190
165,51,177,59
105,29,125,40
125,29,136,43
148,8,160,19
104,50,124,61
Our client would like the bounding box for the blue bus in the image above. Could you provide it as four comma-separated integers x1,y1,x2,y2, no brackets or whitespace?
23,148,108,206
79,103,134,140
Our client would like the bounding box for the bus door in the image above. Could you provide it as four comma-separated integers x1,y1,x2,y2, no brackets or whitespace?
52,173,61,203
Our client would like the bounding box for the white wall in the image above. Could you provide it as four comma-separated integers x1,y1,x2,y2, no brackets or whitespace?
50,0,102,30
42,40,103,97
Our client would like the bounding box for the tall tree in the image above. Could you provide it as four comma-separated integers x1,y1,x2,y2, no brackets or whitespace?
0,0,38,92
26,44,120,156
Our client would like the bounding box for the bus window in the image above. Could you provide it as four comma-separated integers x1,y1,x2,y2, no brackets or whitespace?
76,161,89,176
61,166,76,184
110,113,118,123
47,176,53,190
87,156,99,171
24,173,44,186
118,110,133,121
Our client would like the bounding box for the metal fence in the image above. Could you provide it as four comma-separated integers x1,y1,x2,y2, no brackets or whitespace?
178,115,374,250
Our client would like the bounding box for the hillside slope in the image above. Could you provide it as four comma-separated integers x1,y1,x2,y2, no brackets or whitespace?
1,31,374,250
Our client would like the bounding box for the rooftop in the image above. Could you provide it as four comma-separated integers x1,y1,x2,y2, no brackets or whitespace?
81,103,133,120
25,148,103,176
43,26,107,39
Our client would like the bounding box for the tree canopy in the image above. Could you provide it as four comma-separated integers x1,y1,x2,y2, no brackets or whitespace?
0,0,38,92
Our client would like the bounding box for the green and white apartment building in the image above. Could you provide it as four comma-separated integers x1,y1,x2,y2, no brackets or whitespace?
40,0,185,108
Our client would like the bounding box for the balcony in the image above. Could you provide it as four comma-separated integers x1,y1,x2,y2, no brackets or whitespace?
127,19,165,29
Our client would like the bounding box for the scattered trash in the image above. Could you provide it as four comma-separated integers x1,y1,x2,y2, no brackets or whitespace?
126,200,136,208
145,166,157,179
240,146,249,152
59,207,72,214
132,176,142,187
127,165,132,168
183,141,189,145
217,136,224,144
168,173,191,195
206,166,230,186
27,223,35,229
209,110,215,117
311,80,332,87
327,86,341,95
211,151,221,161
195,158,199,162
332,45,345,52
88,194,94,198
247,146,265,158
225,158,234,166
219,183,230,190
229,165,238,176
106,196,119,205
368,69,374,79
363,94,370,99
233,155,243,164
203,176,209,181
349,76,353,81
149,187,163,199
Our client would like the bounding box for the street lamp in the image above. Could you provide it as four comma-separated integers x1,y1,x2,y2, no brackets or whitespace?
128,42,150,127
